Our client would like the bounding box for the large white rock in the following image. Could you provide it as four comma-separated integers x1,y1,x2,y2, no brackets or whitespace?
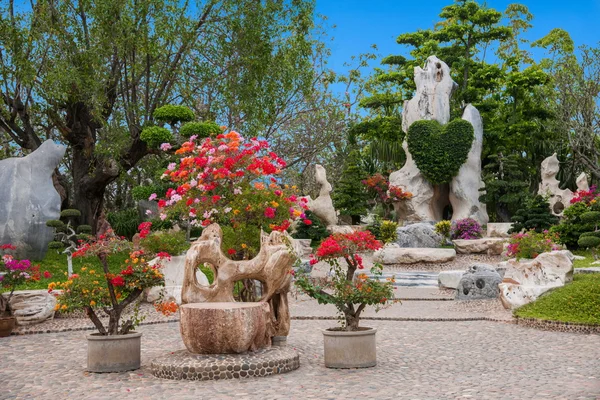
449,105,488,224
145,255,209,304
538,153,575,216
453,238,505,255
307,165,337,226
3,290,56,326
438,270,464,289
487,223,513,238
395,222,443,248
0,140,66,260
389,56,488,224
374,244,456,264
498,250,574,309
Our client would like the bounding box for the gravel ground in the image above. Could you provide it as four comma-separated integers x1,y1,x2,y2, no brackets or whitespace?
1,319,598,399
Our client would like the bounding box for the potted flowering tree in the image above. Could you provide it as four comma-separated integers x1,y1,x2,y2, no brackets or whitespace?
1,244,46,337
295,230,395,368
48,231,171,372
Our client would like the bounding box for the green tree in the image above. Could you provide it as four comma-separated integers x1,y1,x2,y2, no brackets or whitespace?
509,195,558,234
333,149,369,224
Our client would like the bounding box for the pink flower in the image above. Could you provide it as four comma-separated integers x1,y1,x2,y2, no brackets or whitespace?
43,271,52,279
264,207,276,219
160,143,172,151
148,193,157,201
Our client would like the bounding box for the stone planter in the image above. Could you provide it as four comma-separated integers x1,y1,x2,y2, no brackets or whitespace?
87,332,142,372
322,327,377,368
0,316,16,337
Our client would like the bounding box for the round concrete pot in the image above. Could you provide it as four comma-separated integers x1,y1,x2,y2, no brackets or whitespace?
87,332,142,372
0,316,16,337
322,327,377,368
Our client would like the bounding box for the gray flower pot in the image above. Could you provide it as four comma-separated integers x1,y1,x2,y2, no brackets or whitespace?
87,332,142,372
322,327,377,368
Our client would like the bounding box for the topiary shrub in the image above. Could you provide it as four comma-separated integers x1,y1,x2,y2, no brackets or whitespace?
48,241,64,250
332,149,369,224
380,220,398,244
407,119,474,184
292,211,329,246
365,218,382,241
180,121,222,138
76,225,92,234
551,202,596,249
153,105,195,125
577,211,600,258
60,209,81,219
509,195,558,234
140,126,173,148
46,219,65,229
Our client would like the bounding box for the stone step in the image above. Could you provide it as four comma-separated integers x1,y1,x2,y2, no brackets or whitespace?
356,271,439,288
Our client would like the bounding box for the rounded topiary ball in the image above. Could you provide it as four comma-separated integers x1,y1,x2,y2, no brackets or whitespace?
580,211,600,224
153,105,195,125
180,121,222,138
48,241,65,250
46,219,65,229
140,126,173,148
60,209,81,219
77,225,92,234
578,235,600,249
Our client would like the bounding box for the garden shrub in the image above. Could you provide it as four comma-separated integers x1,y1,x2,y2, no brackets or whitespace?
551,202,597,249
139,230,189,256
577,211,600,258
434,220,451,240
333,149,369,224
131,184,171,202
292,211,329,245
76,225,92,234
450,218,483,240
380,220,398,244
365,218,382,241
180,121,222,138
506,230,560,260
407,119,474,184
60,209,81,219
509,195,558,234
107,208,140,239
140,126,173,148
220,224,262,260
153,105,195,125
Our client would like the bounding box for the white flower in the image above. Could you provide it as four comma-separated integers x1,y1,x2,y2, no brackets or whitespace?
224,207,232,214
190,179,197,187
234,187,242,195
171,194,182,202
145,209,153,216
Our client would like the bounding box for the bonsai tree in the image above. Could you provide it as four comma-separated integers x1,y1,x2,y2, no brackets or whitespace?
509,195,559,234
46,209,92,277
333,149,369,224
1,244,48,319
48,231,170,335
578,211,600,259
295,230,395,330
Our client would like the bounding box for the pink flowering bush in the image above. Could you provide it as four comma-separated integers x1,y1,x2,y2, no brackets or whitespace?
506,230,561,260
152,131,306,259
570,185,600,206
295,231,395,331
450,218,483,240
1,244,48,317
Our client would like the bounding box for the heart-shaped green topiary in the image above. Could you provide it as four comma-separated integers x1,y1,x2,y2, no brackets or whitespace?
407,118,474,184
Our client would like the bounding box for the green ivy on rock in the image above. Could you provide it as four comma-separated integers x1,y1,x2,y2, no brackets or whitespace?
407,118,474,185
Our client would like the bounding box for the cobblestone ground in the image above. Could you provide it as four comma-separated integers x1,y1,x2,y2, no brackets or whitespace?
1,319,599,400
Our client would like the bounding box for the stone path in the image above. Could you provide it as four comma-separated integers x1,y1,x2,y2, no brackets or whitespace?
1,319,599,399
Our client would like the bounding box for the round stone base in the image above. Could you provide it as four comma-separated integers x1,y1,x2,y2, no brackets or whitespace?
151,347,300,381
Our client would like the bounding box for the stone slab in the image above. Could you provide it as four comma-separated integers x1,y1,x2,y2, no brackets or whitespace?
151,347,299,381
453,238,505,255
374,245,456,264
438,270,464,289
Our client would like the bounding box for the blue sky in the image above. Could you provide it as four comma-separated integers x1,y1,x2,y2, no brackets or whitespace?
316,0,600,73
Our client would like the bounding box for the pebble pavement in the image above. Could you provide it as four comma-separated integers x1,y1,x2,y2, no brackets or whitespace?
1,319,599,399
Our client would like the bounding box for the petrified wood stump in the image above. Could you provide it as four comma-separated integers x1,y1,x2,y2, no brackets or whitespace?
180,302,271,354
182,224,294,338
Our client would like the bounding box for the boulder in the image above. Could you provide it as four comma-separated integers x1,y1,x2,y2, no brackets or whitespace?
449,104,488,224
145,255,209,304
0,140,66,260
438,270,464,289
291,238,313,259
486,223,513,238
395,223,443,248
453,238,505,255
374,244,456,264
4,290,56,326
538,153,589,216
327,225,358,235
498,250,574,309
456,264,502,300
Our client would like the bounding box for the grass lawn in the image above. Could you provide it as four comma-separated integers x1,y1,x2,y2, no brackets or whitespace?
14,250,130,291
571,249,598,269
514,273,600,325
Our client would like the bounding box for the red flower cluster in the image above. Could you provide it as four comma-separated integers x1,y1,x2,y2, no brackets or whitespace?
138,222,152,239
111,276,125,287
570,185,599,205
313,230,382,262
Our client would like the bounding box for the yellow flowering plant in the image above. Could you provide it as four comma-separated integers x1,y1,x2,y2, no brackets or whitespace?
48,230,168,335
